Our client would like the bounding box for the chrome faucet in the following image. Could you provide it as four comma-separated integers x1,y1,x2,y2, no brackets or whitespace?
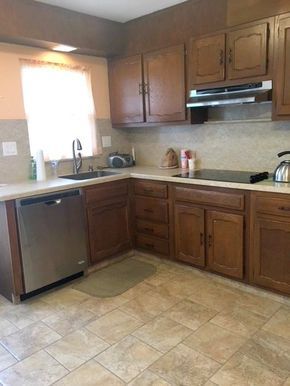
72,138,82,174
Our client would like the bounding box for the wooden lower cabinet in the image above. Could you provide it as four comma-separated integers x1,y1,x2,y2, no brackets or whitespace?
87,197,131,264
175,204,205,267
175,203,244,279
252,216,290,294
207,211,244,279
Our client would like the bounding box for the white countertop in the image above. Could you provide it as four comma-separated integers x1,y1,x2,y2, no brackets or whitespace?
1,166,290,201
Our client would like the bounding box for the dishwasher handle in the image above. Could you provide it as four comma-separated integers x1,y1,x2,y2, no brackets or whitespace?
45,199,62,206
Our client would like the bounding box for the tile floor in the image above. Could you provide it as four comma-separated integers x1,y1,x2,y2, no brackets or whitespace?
0,254,290,385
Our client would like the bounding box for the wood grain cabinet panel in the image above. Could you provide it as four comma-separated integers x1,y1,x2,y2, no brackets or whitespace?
143,44,186,122
227,23,269,80
253,216,290,294
175,204,205,267
108,55,144,125
275,16,290,116
87,197,131,264
207,211,244,279
134,180,168,199
135,197,168,223
190,34,226,86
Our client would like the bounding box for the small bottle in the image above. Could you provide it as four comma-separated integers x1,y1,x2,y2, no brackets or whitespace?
180,149,188,169
30,156,37,180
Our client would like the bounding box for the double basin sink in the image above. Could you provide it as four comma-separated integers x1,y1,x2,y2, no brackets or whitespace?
59,170,119,181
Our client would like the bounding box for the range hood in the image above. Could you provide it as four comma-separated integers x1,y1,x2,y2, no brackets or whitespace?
187,81,272,108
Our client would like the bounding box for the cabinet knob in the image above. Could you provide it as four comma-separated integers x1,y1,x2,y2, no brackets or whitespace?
138,83,143,95
200,232,204,246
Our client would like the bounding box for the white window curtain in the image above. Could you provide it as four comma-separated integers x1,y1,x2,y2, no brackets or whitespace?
20,59,103,161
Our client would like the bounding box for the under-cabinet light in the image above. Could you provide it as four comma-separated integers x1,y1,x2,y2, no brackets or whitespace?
52,44,77,52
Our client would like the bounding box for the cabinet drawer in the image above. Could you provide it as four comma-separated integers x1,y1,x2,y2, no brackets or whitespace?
134,180,168,199
136,234,169,255
85,181,128,205
174,186,244,210
255,195,290,217
135,197,168,223
136,219,169,239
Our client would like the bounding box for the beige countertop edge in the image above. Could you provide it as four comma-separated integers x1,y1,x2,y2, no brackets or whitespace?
1,166,290,201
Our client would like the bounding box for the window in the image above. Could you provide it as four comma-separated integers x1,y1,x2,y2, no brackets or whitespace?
20,59,102,161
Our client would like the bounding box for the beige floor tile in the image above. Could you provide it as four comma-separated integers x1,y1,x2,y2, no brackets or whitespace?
133,316,192,353
240,330,290,379
0,321,61,360
184,323,246,364
96,335,161,383
284,378,290,385
43,305,95,336
235,290,282,318
41,288,91,308
121,282,154,300
211,306,268,337
120,288,180,322
0,345,17,372
188,281,240,312
0,350,68,386
86,309,143,344
211,352,284,386
80,295,128,317
159,276,208,298
150,343,220,386
45,328,109,371
144,269,176,287
54,360,125,385
164,299,217,331
263,307,290,340
0,300,56,329
128,369,171,385
0,318,18,339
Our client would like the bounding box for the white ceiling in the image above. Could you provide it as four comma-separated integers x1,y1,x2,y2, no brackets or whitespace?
34,0,188,22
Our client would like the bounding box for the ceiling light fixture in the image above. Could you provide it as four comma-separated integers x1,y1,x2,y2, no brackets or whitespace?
52,44,77,52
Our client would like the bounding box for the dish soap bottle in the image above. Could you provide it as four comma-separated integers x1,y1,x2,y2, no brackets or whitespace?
30,156,37,180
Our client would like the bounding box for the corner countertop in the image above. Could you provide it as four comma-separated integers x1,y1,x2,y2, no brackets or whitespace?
1,166,290,202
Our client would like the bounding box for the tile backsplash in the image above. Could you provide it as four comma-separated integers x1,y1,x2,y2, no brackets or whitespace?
1,106,290,183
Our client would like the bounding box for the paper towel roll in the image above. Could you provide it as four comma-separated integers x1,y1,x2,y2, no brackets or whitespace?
36,150,46,181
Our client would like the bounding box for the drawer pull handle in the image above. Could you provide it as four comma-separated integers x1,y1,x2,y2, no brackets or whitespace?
144,208,154,213
278,206,290,211
145,243,154,249
144,227,154,233
144,188,154,193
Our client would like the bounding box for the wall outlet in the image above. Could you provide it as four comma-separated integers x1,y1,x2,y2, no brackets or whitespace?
102,136,112,148
2,141,18,156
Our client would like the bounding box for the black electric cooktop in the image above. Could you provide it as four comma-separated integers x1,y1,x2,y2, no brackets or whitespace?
173,169,270,184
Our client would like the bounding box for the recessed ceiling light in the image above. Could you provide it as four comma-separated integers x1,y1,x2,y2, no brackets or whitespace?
52,44,77,52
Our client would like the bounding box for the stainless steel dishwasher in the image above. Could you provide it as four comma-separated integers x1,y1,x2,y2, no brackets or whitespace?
16,189,87,294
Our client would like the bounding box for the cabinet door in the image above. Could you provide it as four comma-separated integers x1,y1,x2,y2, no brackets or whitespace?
275,16,290,116
175,204,205,267
227,23,268,80
143,45,186,123
87,198,131,264
207,211,243,279
108,55,144,125
190,34,226,86
253,216,290,294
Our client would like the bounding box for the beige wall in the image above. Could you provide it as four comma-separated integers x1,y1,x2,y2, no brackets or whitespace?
0,42,111,120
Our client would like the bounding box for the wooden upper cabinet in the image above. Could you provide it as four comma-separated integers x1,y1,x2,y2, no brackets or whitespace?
275,16,290,116
143,45,186,123
175,204,205,267
190,34,226,86
227,23,269,80
108,55,144,125
207,211,244,279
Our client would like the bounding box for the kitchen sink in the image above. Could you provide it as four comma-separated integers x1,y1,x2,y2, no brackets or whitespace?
59,170,119,180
